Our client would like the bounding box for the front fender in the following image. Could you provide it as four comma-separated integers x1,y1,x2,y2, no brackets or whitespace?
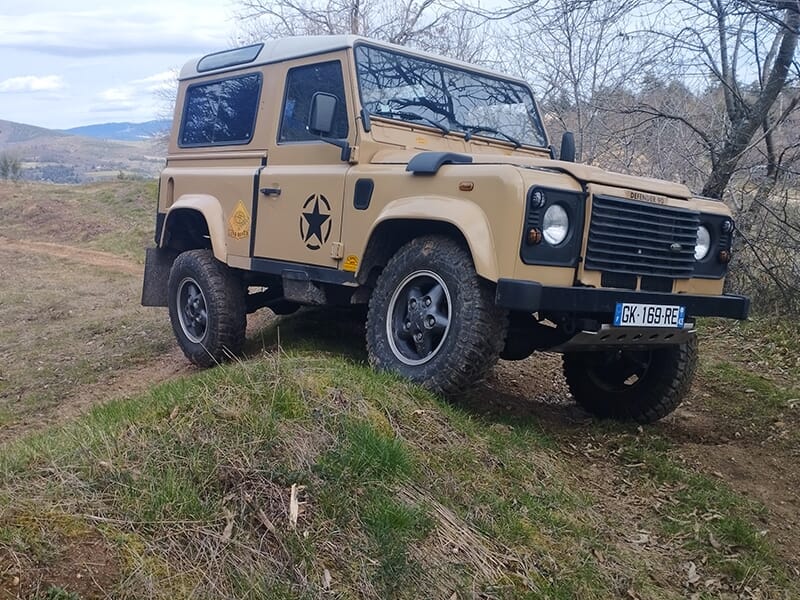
161,194,227,262
371,196,499,281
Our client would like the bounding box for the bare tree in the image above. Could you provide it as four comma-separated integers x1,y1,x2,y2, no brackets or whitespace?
234,0,492,61
481,1,654,162
624,0,800,199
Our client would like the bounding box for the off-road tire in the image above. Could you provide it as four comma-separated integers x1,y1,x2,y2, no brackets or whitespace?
563,336,698,423
366,235,507,396
168,249,246,367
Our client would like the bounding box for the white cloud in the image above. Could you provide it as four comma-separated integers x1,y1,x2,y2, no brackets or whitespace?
99,86,134,103
0,4,232,57
0,75,64,93
132,70,179,92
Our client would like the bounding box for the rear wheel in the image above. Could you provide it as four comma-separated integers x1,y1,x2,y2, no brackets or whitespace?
167,249,246,367
366,235,507,396
562,336,697,423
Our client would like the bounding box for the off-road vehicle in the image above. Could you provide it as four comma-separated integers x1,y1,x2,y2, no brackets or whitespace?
142,35,749,423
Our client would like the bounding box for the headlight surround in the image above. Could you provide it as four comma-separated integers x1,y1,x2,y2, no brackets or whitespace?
695,225,711,260
543,204,569,245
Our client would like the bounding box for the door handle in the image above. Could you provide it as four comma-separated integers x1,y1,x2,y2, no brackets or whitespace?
260,187,281,197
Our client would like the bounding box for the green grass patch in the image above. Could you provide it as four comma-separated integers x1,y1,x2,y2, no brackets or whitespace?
612,432,785,588
1,321,797,598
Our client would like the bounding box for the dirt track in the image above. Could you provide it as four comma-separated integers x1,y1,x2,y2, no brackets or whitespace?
0,237,143,276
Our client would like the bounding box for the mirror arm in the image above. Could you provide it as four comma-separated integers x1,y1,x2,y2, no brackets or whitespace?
320,136,351,162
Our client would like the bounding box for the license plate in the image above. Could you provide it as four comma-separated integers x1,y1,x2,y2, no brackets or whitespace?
613,303,685,328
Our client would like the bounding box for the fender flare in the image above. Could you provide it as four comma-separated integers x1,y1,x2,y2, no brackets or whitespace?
367,196,499,281
161,194,227,262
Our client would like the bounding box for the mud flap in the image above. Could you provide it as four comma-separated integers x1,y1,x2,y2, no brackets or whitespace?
141,247,177,307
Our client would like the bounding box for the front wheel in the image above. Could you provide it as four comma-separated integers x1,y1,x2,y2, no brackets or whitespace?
366,236,507,396
167,249,246,367
563,336,698,423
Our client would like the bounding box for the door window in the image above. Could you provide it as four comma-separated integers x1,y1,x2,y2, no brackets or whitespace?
279,61,349,142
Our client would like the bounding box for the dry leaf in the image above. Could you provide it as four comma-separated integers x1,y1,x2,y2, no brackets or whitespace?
257,509,276,534
169,406,180,420
289,484,299,528
708,532,721,549
686,561,700,585
322,568,332,589
221,508,234,542
449,593,458,600
593,548,606,563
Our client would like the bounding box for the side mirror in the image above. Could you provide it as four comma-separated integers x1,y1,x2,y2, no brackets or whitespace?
308,92,337,136
560,131,576,162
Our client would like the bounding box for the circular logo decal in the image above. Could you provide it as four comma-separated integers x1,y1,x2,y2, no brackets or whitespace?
299,194,332,250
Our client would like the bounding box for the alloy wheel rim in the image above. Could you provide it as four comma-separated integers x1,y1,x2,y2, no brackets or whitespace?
386,270,452,366
176,277,208,343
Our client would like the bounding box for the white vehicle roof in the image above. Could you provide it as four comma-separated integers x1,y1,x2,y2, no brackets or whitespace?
179,35,527,85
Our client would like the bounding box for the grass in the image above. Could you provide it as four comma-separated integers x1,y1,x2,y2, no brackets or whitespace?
1,317,796,598
697,317,800,446
0,179,172,430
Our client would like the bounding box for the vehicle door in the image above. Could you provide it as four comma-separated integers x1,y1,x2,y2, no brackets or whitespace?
254,58,354,268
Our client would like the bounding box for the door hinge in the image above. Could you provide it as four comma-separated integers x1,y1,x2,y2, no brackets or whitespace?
330,242,345,259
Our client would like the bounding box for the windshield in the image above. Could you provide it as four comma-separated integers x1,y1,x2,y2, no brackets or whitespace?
355,44,547,148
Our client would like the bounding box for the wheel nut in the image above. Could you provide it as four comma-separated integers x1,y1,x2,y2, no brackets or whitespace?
426,315,435,327
404,321,411,330
414,332,423,341
410,299,417,309
425,297,431,306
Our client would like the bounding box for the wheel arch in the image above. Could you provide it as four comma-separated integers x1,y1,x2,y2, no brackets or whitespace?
161,194,227,262
357,197,499,287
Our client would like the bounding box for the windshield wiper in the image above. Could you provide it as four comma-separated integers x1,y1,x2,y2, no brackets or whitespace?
463,126,521,148
371,110,450,135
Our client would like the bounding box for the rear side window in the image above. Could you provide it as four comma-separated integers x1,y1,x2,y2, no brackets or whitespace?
179,73,262,147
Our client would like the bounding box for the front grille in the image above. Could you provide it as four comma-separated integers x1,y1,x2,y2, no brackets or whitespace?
585,195,699,279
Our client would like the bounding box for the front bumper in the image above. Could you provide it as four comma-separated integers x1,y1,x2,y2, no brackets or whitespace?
495,279,750,320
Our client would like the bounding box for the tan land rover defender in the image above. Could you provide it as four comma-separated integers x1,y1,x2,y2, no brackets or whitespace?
142,36,750,423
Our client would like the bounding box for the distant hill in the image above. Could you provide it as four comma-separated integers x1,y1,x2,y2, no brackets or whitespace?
0,120,71,145
0,119,166,183
64,120,171,141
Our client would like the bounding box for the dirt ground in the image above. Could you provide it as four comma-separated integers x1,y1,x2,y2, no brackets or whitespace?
0,225,800,596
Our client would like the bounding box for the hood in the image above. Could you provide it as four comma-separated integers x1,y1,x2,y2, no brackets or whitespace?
371,149,692,200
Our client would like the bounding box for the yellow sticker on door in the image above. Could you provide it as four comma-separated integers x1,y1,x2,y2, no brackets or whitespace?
343,255,359,272
227,201,251,240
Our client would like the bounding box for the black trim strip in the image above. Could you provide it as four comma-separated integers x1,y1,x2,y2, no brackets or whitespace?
154,212,166,246
249,162,266,257
495,278,750,320
251,257,355,285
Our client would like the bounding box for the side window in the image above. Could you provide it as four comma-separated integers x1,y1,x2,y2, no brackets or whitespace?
279,61,349,142
180,73,261,147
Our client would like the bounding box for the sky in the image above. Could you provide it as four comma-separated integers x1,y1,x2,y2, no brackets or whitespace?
0,0,242,129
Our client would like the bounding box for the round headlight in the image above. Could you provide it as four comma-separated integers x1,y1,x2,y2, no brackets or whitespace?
543,204,569,245
695,225,711,260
